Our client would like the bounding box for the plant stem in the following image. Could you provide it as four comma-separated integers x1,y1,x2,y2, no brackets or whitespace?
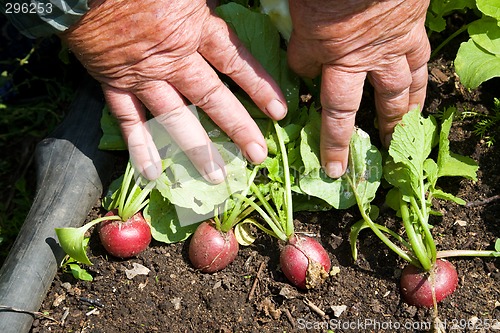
122,181,155,221
117,163,134,218
250,183,285,238
114,161,156,221
233,193,287,241
410,195,437,264
350,184,419,266
436,250,500,258
430,23,470,59
273,121,294,238
221,165,260,232
400,198,432,271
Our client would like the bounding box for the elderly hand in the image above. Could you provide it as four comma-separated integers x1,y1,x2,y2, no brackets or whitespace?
62,0,287,181
288,0,431,178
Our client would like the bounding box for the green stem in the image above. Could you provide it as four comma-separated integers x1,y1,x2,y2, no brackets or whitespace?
233,193,287,241
273,121,294,238
239,219,279,239
410,195,437,264
437,250,500,258
430,23,470,59
250,183,284,236
371,223,414,250
221,165,261,232
117,163,134,218
121,181,155,221
351,185,418,266
400,198,432,271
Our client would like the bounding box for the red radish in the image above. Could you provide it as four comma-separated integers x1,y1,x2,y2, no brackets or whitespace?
189,220,239,273
98,210,151,259
280,234,331,289
400,259,458,307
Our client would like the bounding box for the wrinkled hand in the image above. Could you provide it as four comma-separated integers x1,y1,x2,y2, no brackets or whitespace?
288,0,430,178
62,0,287,181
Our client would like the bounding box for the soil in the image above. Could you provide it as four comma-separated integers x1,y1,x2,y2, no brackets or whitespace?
31,39,500,333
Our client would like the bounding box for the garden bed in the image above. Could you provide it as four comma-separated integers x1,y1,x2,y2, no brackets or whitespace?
31,57,500,333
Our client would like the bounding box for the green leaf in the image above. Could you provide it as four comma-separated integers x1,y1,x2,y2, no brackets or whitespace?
468,17,500,55
477,0,500,20
389,108,437,175
102,175,124,211
260,0,292,41
345,128,383,209
426,0,476,33
300,107,321,174
292,194,331,212
144,190,197,243
55,218,107,265
437,107,479,180
349,219,371,261
384,158,414,199
98,105,126,150
68,264,93,281
385,187,402,213
423,158,439,188
431,189,466,205
495,238,500,252
299,127,382,210
157,142,248,215
455,39,500,89
388,108,437,195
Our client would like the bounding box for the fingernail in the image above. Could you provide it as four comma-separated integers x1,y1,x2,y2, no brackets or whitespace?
265,99,287,120
245,142,267,164
384,134,393,147
143,162,161,180
325,162,344,179
203,161,226,184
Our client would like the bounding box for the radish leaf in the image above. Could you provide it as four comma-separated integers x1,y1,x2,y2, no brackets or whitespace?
437,107,479,180
144,190,198,243
298,109,382,209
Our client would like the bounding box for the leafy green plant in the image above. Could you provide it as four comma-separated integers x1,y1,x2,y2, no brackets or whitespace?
461,97,500,146
347,107,499,308
55,162,155,264
60,239,93,281
233,119,332,289
427,0,500,88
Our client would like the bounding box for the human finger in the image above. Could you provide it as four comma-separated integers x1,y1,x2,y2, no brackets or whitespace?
287,33,322,79
368,56,412,147
407,28,431,111
199,14,287,120
166,52,269,165
133,81,226,184
320,66,367,178
102,85,163,181
408,63,428,112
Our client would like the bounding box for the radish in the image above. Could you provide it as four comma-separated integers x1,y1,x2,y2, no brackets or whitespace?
280,234,331,289
400,259,458,308
346,110,500,312
98,211,151,259
56,162,155,265
188,220,239,273
235,120,331,289
187,165,263,273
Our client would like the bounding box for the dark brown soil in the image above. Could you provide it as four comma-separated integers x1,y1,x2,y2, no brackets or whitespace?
31,57,500,332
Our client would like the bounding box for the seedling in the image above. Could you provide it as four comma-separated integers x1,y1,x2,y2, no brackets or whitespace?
348,107,499,311
55,162,154,264
234,120,331,289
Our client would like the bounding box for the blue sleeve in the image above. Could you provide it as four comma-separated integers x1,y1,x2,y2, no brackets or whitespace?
0,0,90,38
